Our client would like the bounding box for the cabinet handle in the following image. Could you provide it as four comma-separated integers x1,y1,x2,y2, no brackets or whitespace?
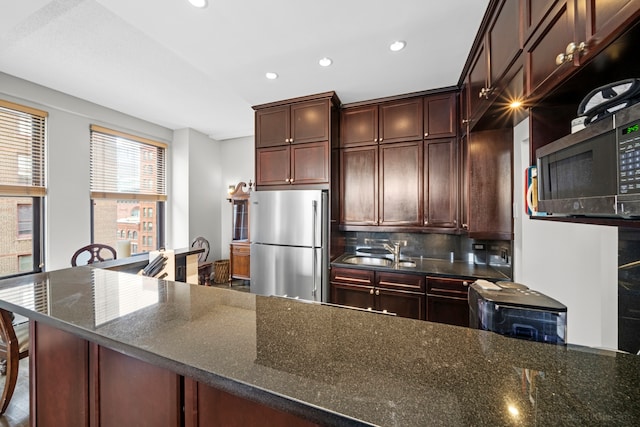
375,289,380,296
462,119,470,124
479,87,492,99
556,41,586,65
370,289,374,295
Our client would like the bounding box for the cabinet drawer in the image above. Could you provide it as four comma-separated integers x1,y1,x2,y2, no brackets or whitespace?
376,272,425,292
232,245,250,255
330,267,374,286
426,276,471,297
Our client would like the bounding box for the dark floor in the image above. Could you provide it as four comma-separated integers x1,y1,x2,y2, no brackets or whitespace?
0,279,250,426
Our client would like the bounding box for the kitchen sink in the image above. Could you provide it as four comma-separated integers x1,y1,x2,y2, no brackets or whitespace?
340,256,416,268
342,256,392,266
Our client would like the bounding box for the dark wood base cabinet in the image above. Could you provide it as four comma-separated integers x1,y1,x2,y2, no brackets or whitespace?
30,321,316,427
330,267,425,320
426,276,470,327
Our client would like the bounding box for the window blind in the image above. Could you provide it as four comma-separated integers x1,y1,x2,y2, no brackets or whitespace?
0,100,47,197
90,125,167,201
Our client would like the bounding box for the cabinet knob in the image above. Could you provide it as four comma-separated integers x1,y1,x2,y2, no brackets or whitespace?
479,87,492,99
462,223,468,230
424,220,428,225
285,138,289,143
369,289,374,295
379,138,383,142
374,138,378,142
285,178,290,183
375,289,380,296
424,132,429,137
463,281,469,287
462,119,470,124
290,138,293,143
289,178,294,183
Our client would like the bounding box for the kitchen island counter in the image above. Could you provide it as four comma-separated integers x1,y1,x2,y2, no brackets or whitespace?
0,267,638,425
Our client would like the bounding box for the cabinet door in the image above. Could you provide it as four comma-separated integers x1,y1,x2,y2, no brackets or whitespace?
424,93,457,139
379,98,423,144
255,105,290,148
468,128,513,240
291,99,330,145
341,105,379,147
488,0,522,85
256,146,290,186
524,0,577,96
376,288,425,320
579,0,640,63
460,135,469,231
467,40,490,121
340,146,378,225
424,139,457,229
379,141,422,226
230,243,250,280
331,283,375,310
290,141,329,185
330,267,375,308
426,276,471,327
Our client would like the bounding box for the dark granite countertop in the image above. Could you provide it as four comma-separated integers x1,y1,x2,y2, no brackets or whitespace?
0,267,638,426
332,253,511,281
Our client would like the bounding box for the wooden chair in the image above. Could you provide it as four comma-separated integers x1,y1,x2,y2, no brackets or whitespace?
191,237,213,285
71,243,117,266
0,309,29,415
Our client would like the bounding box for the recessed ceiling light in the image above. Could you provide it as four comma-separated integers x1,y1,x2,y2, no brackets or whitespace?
188,0,208,8
389,40,406,52
319,57,333,67
265,72,278,80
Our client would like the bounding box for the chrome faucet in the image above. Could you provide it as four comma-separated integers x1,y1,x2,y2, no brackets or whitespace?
382,241,402,264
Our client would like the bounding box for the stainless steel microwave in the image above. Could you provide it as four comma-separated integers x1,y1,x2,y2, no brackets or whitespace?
536,102,640,217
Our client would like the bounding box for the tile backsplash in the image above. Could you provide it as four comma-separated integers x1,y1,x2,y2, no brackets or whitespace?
342,231,512,273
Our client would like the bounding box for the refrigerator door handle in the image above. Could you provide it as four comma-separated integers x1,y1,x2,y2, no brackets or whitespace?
312,200,317,298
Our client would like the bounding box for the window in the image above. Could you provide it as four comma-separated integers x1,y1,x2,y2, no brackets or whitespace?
17,204,32,238
0,100,46,278
90,126,166,254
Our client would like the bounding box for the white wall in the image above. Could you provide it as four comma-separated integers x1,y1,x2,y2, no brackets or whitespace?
513,117,618,348
218,136,255,259
1,72,237,269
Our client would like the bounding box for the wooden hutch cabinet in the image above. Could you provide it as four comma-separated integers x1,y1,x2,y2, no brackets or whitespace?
228,182,251,282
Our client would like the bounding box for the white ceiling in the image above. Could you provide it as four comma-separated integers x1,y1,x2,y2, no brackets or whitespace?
1,0,489,140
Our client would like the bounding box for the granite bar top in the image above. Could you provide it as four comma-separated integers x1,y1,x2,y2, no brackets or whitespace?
332,253,511,281
0,267,638,426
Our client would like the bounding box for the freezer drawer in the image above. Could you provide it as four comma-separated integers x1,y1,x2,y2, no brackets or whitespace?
250,243,324,302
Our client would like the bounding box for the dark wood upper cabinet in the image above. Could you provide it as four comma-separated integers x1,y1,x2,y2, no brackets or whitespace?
379,141,423,226
467,128,513,240
467,40,490,122
255,105,290,148
340,145,378,225
523,0,640,97
488,0,523,85
255,146,290,186
379,98,423,144
254,92,339,189
424,139,458,229
524,0,577,96
424,93,457,139
290,141,329,185
290,100,330,144
341,105,378,147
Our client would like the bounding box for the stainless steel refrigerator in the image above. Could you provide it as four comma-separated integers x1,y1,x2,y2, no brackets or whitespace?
250,190,328,302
